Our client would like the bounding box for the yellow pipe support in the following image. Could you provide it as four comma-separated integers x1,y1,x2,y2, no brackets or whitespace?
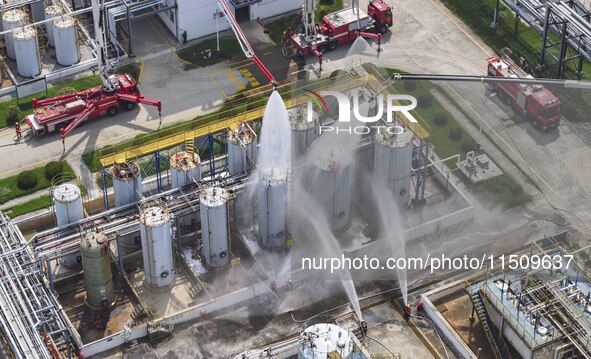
100,74,429,167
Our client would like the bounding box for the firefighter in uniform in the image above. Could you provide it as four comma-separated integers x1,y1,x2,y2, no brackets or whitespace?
15,122,22,140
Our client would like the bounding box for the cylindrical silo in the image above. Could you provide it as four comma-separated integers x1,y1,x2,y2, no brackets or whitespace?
53,15,79,66
228,124,256,175
14,26,41,78
299,324,353,359
80,232,115,310
170,151,201,189
31,2,45,24
200,187,230,269
258,169,288,250
289,103,318,159
111,161,142,207
373,127,414,207
139,201,174,288
312,148,353,233
53,183,84,268
2,9,26,60
44,5,61,47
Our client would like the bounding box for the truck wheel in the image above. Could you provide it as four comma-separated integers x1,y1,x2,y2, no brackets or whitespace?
107,106,118,117
378,24,388,34
123,101,136,111
328,41,337,51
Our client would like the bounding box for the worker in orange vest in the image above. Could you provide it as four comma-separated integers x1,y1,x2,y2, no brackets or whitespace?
15,122,21,140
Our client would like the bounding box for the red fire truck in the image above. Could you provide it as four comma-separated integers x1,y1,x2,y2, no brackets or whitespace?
25,74,161,140
487,51,561,131
281,0,393,69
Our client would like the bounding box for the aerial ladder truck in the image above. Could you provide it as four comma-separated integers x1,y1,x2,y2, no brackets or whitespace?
281,0,393,71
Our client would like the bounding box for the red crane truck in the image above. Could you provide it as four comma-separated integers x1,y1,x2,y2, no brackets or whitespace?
24,0,162,148
487,51,561,131
25,74,161,140
281,0,393,70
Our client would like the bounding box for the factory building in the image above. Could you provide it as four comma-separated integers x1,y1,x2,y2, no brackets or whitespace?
157,0,300,42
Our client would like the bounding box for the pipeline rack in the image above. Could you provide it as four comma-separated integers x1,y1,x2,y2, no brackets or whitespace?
0,213,81,359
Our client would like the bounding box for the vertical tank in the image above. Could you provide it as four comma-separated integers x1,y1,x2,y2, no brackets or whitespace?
111,161,142,207
170,151,201,188
31,2,45,24
227,123,256,175
53,183,84,268
299,324,353,359
312,148,353,233
53,15,79,66
2,9,25,60
289,103,318,159
139,201,174,288
44,5,61,47
13,26,41,78
373,127,414,207
80,232,115,310
258,169,288,250
200,187,230,269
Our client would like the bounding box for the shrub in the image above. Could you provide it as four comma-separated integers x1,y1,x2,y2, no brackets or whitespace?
461,139,477,153
330,69,345,79
57,87,76,96
403,81,417,91
448,127,463,142
17,171,38,190
44,161,64,181
418,93,433,108
433,111,448,127
6,105,20,126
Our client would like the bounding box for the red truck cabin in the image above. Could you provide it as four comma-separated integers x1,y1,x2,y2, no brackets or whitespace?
368,0,393,26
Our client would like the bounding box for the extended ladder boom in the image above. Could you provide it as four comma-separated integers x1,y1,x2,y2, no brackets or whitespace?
60,102,98,145
216,0,277,86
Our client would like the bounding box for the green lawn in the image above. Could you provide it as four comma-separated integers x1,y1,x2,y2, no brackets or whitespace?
5,195,52,218
0,161,75,205
177,38,243,67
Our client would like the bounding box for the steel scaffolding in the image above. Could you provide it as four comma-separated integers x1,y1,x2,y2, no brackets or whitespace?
0,213,81,358
496,0,591,79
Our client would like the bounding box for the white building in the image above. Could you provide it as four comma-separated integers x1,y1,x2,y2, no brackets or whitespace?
157,0,301,42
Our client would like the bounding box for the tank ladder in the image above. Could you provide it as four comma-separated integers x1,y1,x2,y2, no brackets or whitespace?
469,290,512,359
144,228,157,282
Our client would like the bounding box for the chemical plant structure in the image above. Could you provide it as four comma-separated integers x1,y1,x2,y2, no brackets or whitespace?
0,60,481,358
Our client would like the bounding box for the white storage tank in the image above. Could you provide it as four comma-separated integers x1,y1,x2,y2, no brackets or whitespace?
2,9,25,60
80,232,115,310
139,201,174,288
200,187,230,269
14,26,41,78
258,169,288,250
312,148,353,233
289,103,318,159
53,15,79,66
299,323,353,359
31,1,45,24
374,126,414,207
111,161,142,207
228,123,256,175
53,183,84,268
44,5,61,47
170,151,201,188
